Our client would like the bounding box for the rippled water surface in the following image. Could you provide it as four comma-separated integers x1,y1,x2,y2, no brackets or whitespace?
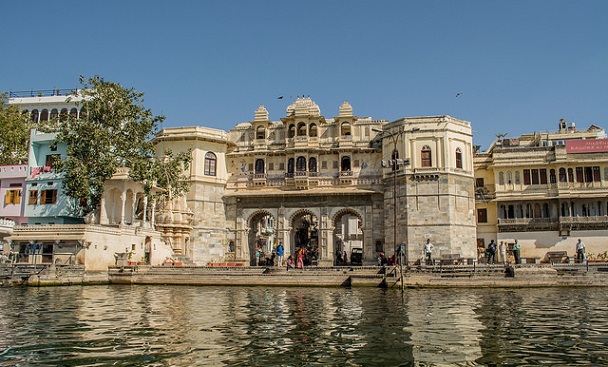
0,285,607,366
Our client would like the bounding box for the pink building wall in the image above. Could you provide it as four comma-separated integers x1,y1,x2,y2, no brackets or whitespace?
0,165,28,224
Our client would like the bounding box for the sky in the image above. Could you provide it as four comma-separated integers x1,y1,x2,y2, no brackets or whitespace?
2,0,607,150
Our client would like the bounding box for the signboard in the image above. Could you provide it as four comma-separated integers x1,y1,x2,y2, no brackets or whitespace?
566,139,608,154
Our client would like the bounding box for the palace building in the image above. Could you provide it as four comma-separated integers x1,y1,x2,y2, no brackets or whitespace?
155,97,478,266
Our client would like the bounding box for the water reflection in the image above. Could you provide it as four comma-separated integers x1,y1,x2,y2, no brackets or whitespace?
0,286,607,366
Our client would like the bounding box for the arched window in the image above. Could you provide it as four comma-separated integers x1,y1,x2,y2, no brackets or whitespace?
69,108,78,119
308,157,317,172
40,109,49,121
287,158,294,174
50,109,59,120
568,168,574,182
341,122,351,136
31,109,39,123
288,124,295,138
549,169,556,184
79,107,87,119
498,172,505,185
559,168,567,182
204,152,217,176
59,108,68,122
515,171,521,184
455,148,463,169
255,159,265,174
296,156,306,171
297,122,307,136
421,145,432,167
256,126,265,139
341,156,351,171
309,123,318,137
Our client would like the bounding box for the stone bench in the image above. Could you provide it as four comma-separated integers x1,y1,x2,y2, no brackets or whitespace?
545,251,569,264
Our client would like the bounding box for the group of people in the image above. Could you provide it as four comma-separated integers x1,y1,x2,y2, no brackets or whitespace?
254,243,285,267
483,239,511,264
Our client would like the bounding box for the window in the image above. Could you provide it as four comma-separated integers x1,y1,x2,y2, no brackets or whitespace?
297,122,307,136
268,162,274,171
309,124,318,137
79,107,87,119
531,169,539,185
540,169,547,184
593,166,601,182
475,178,485,188
31,109,39,123
477,208,488,223
559,168,567,182
60,108,68,121
455,148,463,169
40,109,49,121
279,162,285,170
498,172,504,185
288,124,295,138
204,152,217,176
341,122,351,136
255,126,265,139
515,171,521,185
4,189,21,205
45,154,60,169
287,158,294,174
421,146,432,167
576,167,584,183
321,161,327,169
308,157,317,172
28,190,38,205
549,169,556,184
40,189,57,205
254,159,265,174
296,157,306,171
50,109,59,120
341,156,351,171
568,168,574,182
523,169,531,185
69,108,78,119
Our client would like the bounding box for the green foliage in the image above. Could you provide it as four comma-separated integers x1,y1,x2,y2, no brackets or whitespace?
54,76,190,215
0,93,31,164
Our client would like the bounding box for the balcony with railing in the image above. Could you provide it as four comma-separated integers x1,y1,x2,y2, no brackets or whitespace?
498,217,559,232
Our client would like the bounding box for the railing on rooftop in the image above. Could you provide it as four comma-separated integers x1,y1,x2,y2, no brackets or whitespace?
8,88,79,98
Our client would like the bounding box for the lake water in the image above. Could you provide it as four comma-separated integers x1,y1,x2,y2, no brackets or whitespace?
0,285,607,366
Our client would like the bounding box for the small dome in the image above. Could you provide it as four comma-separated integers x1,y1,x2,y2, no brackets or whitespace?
339,100,353,117
254,105,269,122
286,96,321,117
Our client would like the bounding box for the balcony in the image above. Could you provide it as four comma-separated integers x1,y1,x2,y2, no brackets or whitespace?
498,218,559,232
559,215,608,230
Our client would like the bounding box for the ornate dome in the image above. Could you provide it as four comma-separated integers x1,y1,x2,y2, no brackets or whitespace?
338,100,353,117
286,96,321,117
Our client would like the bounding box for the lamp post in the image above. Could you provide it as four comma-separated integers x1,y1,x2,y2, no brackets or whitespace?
373,126,419,292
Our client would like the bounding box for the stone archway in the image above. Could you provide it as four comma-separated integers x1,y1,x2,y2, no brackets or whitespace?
289,209,319,266
247,210,276,266
332,208,364,265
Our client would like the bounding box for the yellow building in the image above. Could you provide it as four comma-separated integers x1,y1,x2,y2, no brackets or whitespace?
474,119,608,263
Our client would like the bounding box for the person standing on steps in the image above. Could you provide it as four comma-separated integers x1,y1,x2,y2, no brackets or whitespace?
576,239,586,263
423,239,434,265
276,242,284,267
513,239,521,264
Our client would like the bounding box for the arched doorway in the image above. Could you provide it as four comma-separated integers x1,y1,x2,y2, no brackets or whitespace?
332,209,363,265
248,211,276,266
290,210,318,266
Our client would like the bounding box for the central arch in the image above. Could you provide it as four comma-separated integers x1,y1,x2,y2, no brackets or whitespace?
289,209,318,266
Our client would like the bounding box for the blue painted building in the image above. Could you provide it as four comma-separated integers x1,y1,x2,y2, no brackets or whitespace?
24,129,82,224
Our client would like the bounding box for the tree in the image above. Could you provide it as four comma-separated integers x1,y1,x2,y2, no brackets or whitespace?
0,93,31,165
55,76,191,215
